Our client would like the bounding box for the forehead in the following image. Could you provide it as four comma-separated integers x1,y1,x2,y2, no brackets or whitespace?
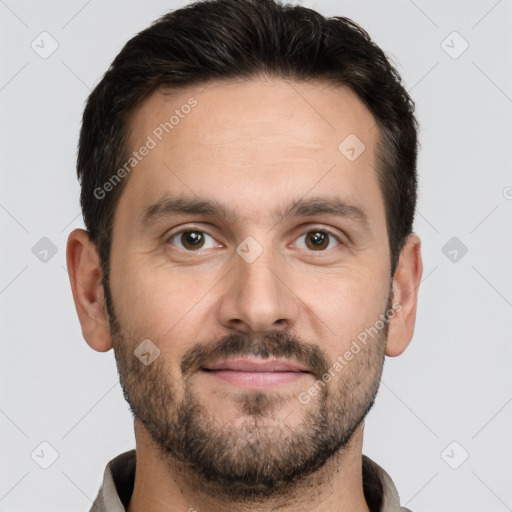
115,78,383,230
127,78,377,153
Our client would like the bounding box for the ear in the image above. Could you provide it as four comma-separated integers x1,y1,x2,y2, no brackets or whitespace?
66,228,113,352
385,233,423,357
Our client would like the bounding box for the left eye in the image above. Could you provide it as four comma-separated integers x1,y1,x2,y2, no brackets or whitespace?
168,230,218,251
295,230,340,251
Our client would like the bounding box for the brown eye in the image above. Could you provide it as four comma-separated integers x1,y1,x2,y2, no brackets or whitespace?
181,231,204,250
296,230,340,251
306,231,328,250
168,230,216,251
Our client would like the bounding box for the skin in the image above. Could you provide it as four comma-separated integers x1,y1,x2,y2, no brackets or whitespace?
67,77,423,512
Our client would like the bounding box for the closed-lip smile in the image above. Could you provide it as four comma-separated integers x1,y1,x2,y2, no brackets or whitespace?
201,357,310,389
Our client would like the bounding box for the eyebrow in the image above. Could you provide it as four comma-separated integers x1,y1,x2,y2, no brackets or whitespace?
141,194,371,231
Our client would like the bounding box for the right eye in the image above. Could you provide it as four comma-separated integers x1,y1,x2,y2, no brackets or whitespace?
167,229,219,251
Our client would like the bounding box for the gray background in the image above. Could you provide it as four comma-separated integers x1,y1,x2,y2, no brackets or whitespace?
1,0,511,510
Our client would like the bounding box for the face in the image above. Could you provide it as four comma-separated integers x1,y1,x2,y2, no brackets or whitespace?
106,78,394,498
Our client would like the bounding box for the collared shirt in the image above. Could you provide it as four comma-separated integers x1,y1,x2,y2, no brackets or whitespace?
90,450,412,512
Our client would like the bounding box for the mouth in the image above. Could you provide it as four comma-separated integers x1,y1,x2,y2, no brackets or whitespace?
201,357,311,389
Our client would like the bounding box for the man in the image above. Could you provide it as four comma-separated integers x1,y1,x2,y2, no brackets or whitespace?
66,0,423,510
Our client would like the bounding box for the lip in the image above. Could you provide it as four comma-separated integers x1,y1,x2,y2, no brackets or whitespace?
203,357,309,373
201,357,310,389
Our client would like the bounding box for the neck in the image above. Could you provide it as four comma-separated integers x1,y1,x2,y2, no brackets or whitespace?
127,419,371,512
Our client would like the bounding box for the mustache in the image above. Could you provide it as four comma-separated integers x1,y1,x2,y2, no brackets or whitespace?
180,330,329,379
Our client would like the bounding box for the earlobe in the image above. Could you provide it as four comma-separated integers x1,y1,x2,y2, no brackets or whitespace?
385,234,423,357
66,228,113,352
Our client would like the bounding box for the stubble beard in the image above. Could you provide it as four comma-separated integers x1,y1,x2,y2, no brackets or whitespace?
106,285,389,501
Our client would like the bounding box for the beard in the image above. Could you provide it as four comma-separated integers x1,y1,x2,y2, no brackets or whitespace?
104,283,390,500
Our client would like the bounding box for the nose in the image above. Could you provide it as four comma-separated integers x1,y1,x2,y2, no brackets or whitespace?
217,244,299,334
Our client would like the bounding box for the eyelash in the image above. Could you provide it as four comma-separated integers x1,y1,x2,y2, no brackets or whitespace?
166,227,343,253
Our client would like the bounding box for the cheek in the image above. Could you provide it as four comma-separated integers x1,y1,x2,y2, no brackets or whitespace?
110,261,215,350
301,264,390,357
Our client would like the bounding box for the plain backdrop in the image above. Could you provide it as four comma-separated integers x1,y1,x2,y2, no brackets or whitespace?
1,1,511,511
